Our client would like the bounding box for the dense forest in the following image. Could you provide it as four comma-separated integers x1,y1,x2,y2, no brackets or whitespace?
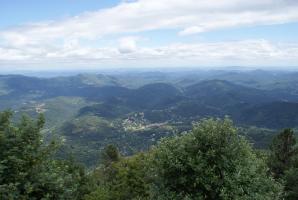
0,111,297,199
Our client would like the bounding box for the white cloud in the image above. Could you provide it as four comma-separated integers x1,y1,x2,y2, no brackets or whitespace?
118,37,138,54
1,40,298,68
1,0,298,44
0,0,298,68
179,26,205,36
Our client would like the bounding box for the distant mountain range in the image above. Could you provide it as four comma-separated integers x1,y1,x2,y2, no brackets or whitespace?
1,70,298,166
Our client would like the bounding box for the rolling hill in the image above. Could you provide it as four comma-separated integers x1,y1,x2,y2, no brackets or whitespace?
1,70,298,165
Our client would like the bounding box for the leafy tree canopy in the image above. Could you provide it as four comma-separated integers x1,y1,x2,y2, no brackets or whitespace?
150,118,282,200
0,111,89,200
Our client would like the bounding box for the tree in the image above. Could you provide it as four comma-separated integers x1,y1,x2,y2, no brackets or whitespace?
267,129,298,199
284,157,298,200
84,150,150,200
0,111,89,199
150,118,281,200
268,128,297,179
101,144,120,166
107,153,151,200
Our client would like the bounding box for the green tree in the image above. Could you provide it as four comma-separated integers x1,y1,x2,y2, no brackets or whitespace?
150,118,281,200
108,153,151,200
284,157,298,200
0,111,89,199
268,129,298,199
101,144,120,166
84,151,150,200
268,128,297,179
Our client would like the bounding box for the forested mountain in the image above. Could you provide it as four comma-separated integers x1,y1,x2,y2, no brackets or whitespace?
1,70,298,166
1,70,298,199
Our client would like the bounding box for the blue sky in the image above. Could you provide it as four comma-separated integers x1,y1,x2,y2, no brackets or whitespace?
0,0,298,70
0,0,119,28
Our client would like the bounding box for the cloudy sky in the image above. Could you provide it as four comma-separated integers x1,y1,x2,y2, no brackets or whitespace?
1,0,298,70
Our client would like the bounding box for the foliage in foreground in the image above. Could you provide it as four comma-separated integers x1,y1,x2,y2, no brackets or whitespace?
2,111,297,200
268,128,298,200
86,118,282,200
0,111,90,199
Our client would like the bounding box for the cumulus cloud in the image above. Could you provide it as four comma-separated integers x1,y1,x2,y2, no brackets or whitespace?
1,40,298,68
118,37,138,54
0,0,298,68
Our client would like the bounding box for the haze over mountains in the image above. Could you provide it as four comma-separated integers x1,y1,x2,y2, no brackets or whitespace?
0,69,298,165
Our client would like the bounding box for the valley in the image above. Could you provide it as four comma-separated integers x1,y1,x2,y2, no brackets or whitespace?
1,70,298,166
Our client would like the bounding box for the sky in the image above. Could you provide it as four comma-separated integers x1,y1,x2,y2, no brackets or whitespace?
1,0,298,71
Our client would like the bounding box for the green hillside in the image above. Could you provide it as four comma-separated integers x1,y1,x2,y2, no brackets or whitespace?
1,70,298,166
